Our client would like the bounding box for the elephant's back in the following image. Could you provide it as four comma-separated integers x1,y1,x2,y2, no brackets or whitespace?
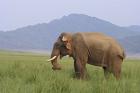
79,32,113,41
80,32,121,46
72,32,124,52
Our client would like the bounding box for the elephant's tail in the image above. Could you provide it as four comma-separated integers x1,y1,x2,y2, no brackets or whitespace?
123,51,126,59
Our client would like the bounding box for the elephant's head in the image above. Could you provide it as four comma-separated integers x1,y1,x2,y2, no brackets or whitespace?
48,32,73,70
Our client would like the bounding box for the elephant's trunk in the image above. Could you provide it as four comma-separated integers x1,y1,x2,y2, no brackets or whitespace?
49,44,61,70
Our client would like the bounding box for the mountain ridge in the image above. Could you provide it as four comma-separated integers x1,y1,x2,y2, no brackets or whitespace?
0,14,140,54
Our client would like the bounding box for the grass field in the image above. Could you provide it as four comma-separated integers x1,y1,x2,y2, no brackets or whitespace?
0,50,140,93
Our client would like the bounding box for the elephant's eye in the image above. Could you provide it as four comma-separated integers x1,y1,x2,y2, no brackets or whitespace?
61,44,66,48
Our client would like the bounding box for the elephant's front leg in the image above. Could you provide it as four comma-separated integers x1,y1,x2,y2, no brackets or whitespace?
74,59,87,79
74,61,81,78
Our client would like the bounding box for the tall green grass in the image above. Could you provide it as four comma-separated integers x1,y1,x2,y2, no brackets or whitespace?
0,50,140,93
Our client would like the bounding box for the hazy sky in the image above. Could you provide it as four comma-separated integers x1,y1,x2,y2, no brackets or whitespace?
0,0,140,31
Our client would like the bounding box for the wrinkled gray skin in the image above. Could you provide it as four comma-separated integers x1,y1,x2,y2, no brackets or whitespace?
50,32,125,79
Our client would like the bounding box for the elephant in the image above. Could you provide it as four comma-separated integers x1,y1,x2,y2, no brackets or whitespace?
48,32,125,79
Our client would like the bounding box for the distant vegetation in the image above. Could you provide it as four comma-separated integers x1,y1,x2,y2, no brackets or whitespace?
0,14,140,55
0,50,140,93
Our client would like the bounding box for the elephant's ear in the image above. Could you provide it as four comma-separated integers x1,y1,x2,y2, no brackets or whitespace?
62,36,67,41
62,36,72,50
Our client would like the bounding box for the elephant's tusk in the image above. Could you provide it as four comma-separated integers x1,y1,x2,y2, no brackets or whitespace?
47,56,57,62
